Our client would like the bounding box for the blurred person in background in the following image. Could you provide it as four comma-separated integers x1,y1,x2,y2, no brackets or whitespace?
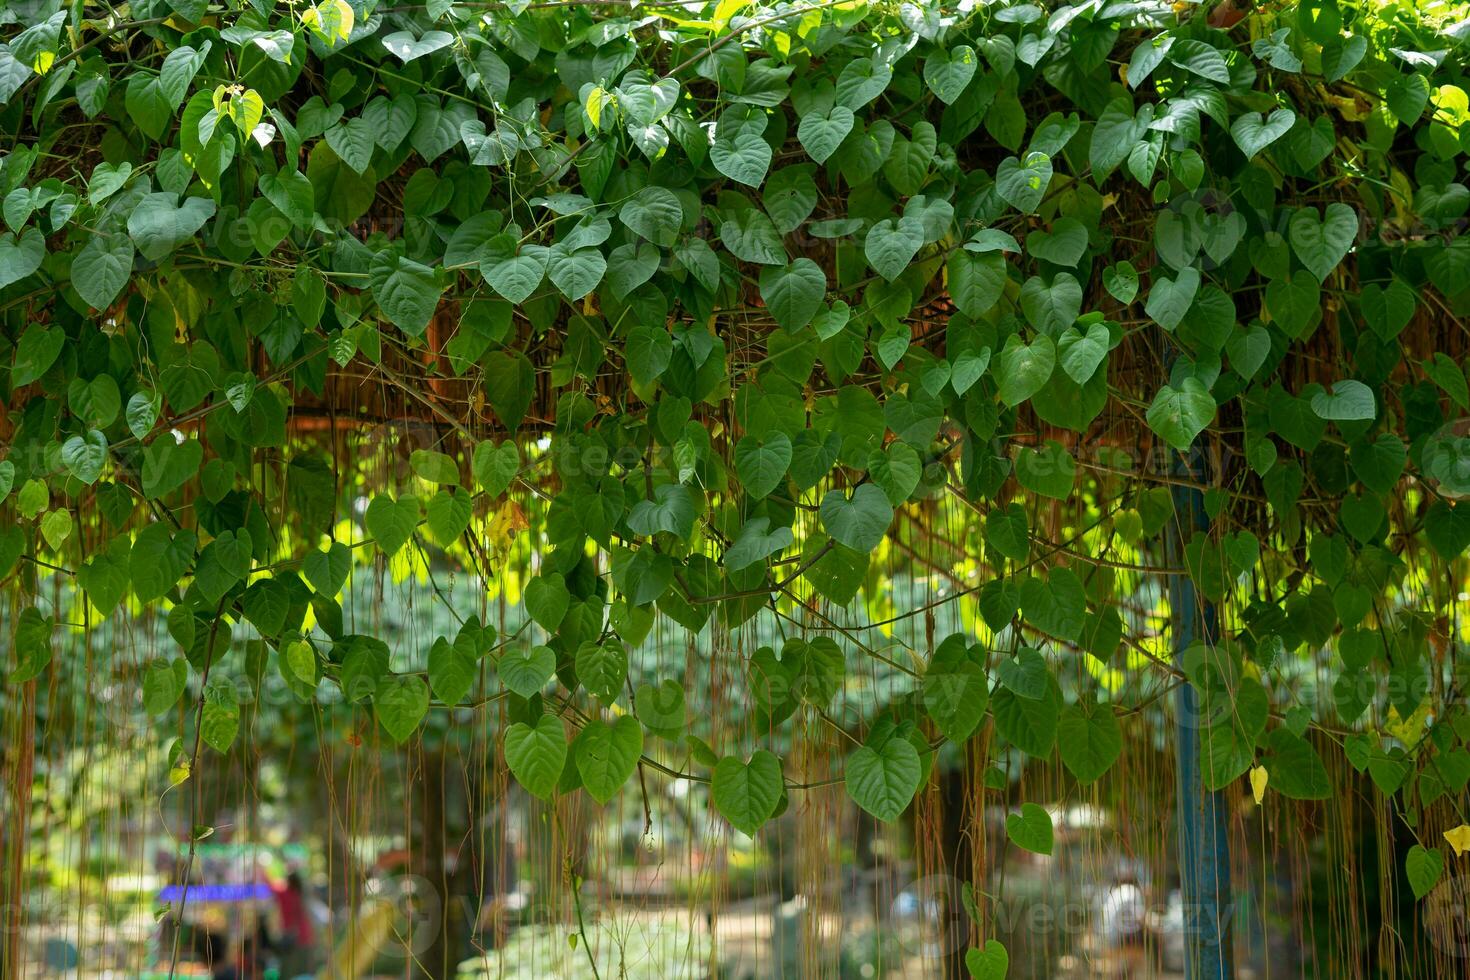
269,868,315,976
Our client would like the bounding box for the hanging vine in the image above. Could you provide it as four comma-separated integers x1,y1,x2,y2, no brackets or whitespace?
4,0,1470,970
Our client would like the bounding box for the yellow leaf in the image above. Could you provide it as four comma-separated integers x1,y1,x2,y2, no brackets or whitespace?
329,0,356,43
584,85,609,129
487,500,528,560
228,89,265,138
1434,85,1470,127
1249,765,1268,805
1318,86,1369,123
40,509,73,550
796,8,824,38
303,0,355,47
1385,701,1432,744
712,0,750,30
1444,825,1470,858
284,640,317,685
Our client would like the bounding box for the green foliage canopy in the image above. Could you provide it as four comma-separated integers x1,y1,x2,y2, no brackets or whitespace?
5,0,1470,922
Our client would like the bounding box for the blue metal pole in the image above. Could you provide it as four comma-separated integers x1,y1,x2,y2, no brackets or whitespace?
1169,445,1234,980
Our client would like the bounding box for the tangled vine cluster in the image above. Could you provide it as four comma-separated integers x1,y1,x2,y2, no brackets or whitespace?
5,0,1470,969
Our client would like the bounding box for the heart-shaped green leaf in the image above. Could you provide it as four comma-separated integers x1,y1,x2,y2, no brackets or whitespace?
923,636,989,744
201,679,239,753
1406,844,1443,900
1225,323,1271,379
724,517,793,571
1146,377,1216,450
1057,322,1109,383
994,333,1056,407
1005,802,1053,854
864,215,925,281
472,441,520,497
481,247,546,304
61,430,108,485
546,243,607,300
1289,202,1356,282
605,241,658,299
498,645,556,698
1360,278,1416,340
374,674,429,744
71,232,135,311
1103,261,1138,304
12,324,65,388
371,250,443,337
712,749,785,835
504,712,567,800
365,494,420,557
0,227,44,289
711,128,772,186
619,186,683,247
574,640,628,703
1019,272,1082,336
759,259,826,331
1015,441,1076,500
868,442,922,506
996,151,1053,213
845,736,922,822
820,484,894,553
525,572,571,631
1026,217,1088,267
127,192,216,262
78,550,130,618
425,487,473,546
924,45,977,104
948,250,1008,318
576,715,643,804
143,658,189,715
1310,379,1376,421
1144,267,1200,331
381,29,454,63
1057,701,1122,784
1231,107,1295,160
734,431,793,501
303,541,352,597
965,940,1009,980
426,635,476,706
